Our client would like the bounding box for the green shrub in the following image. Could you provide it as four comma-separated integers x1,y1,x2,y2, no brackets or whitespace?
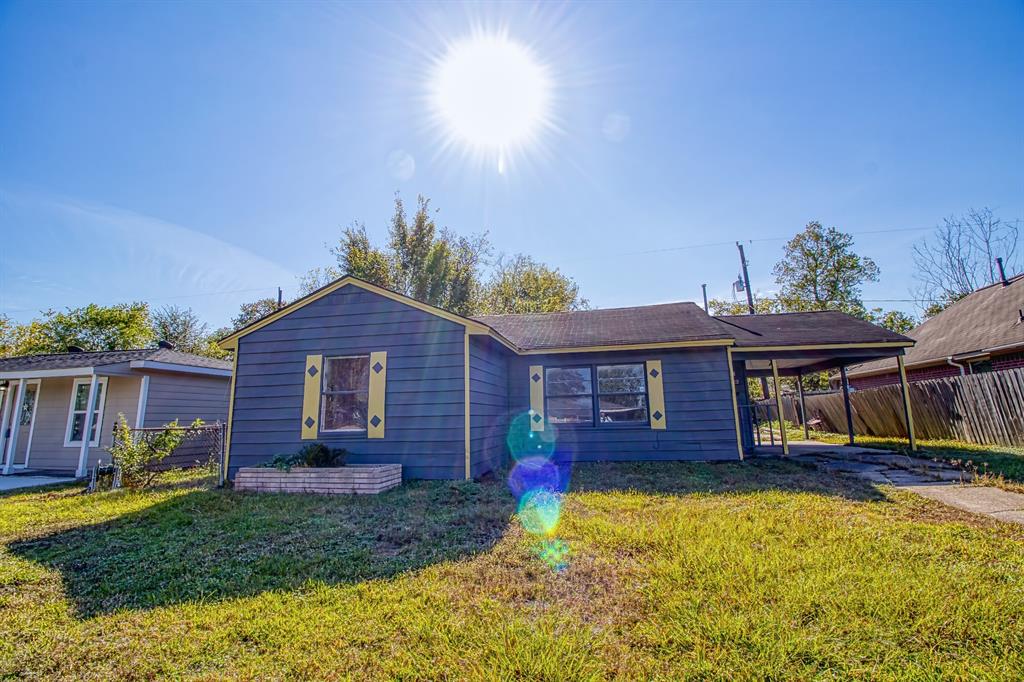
263,442,348,471
107,414,204,488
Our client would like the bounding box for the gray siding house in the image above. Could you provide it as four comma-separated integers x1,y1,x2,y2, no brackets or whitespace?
0,348,231,477
219,276,915,481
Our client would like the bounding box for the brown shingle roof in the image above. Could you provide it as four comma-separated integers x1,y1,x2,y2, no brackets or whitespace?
0,348,231,373
472,302,732,351
714,311,913,348
848,273,1024,377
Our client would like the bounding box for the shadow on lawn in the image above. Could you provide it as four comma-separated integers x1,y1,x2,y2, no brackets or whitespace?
10,459,879,618
9,478,516,619
567,458,887,502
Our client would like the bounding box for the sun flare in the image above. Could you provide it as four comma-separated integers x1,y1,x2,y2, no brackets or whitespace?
429,32,553,172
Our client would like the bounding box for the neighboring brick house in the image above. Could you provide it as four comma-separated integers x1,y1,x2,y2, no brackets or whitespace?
847,271,1024,390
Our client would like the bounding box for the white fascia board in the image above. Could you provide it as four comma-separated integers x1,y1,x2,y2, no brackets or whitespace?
0,367,95,380
129,360,232,377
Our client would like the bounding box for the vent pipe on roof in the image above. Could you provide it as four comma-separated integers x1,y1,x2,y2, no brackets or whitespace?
157,340,175,350
996,257,1009,286
66,345,85,353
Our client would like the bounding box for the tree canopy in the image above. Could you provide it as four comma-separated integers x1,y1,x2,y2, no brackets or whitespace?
0,303,154,357
300,193,584,316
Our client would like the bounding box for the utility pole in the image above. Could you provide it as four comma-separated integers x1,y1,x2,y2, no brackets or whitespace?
736,242,756,314
737,242,770,399
701,284,709,313
277,287,284,309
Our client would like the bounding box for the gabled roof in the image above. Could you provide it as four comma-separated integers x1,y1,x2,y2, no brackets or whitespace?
0,348,231,376
715,311,914,349
848,273,1024,377
472,302,732,352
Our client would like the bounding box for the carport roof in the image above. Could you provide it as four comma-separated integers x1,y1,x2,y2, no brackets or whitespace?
714,311,913,348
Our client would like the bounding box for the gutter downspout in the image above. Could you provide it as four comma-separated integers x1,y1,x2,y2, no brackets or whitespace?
946,357,966,376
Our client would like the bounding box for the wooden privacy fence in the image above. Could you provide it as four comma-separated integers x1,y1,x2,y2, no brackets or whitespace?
777,368,1024,447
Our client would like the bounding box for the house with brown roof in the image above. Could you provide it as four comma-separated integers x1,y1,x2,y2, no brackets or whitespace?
847,272,1024,389
216,275,916,481
0,346,232,477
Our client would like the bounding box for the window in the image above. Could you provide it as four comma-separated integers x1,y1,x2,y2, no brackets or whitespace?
544,363,649,426
545,367,593,424
597,364,648,424
64,378,108,447
321,356,370,431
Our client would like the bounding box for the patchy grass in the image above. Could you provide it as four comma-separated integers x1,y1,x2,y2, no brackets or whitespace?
2,461,1024,679
791,429,1024,491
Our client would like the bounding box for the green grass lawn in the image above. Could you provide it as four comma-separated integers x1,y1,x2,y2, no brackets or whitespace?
786,428,1024,490
2,461,1024,680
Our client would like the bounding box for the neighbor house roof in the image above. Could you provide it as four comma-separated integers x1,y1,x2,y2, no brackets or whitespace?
848,273,1024,378
0,348,231,377
714,311,914,348
472,302,733,351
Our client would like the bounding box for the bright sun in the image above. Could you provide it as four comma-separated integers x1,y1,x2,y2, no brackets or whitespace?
430,33,552,171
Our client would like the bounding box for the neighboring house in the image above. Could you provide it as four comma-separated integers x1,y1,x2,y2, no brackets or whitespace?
218,276,912,481
0,347,232,477
847,272,1024,390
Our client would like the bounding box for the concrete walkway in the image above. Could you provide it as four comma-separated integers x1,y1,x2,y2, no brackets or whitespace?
759,441,1024,526
0,475,75,492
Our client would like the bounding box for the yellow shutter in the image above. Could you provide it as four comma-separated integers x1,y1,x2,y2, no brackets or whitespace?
529,364,545,431
301,354,323,440
646,360,666,430
368,351,387,439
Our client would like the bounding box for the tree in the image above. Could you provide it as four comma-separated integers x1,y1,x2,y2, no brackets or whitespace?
231,297,282,330
913,208,1019,317
707,296,783,316
866,308,917,335
773,221,880,315
4,303,153,355
478,254,589,314
150,305,228,359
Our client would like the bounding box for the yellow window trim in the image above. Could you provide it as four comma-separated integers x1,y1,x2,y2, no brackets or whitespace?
645,360,667,430
301,354,324,440
367,351,387,439
529,364,544,431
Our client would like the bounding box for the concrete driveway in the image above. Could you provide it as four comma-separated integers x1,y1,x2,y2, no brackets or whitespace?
0,475,75,492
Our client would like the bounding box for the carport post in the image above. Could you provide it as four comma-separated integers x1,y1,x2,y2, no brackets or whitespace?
770,359,789,455
797,371,810,441
897,355,917,451
839,366,855,446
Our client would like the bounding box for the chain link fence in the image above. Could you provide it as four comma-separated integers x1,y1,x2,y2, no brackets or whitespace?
111,422,226,480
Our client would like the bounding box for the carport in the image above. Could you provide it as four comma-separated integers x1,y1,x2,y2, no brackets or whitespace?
715,312,917,456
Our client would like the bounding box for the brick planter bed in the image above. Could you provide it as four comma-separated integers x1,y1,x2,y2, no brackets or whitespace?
234,464,402,495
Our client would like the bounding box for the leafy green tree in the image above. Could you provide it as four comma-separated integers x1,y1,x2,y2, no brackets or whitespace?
866,308,917,335
231,297,282,330
707,296,783,316
478,254,588,314
151,306,213,354
6,303,153,355
773,221,880,315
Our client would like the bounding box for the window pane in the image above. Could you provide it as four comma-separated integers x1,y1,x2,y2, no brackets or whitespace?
92,383,105,411
547,396,593,424
324,357,370,392
73,383,90,411
545,367,592,396
322,392,368,431
597,364,646,394
70,413,85,442
599,394,648,423
19,385,38,426
89,412,101,442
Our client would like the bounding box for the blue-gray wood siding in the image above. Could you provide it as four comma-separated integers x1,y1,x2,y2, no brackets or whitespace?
228,284,467,480
507,347,740,462
143,373,230,428
468,336,511,477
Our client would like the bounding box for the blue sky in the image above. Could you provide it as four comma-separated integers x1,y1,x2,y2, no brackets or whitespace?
2,0,1021,328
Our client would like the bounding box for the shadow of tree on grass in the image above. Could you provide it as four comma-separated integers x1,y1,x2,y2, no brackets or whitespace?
9,459,881,619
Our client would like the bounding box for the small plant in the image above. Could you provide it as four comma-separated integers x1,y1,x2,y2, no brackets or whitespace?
262,442,347,471
108,414,204,489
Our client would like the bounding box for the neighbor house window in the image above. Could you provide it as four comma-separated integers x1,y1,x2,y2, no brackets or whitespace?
597,364,648,424
321,356,369,431
64,378,108,447
545,367,594,424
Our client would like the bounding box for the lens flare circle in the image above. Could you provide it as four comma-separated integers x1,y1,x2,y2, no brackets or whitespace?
517,487,563,537
506,412,558,461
